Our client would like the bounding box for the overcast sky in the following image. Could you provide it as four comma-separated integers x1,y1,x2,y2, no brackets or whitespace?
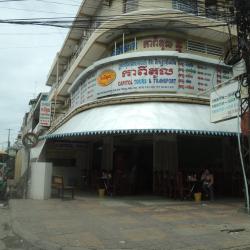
0,0,81,149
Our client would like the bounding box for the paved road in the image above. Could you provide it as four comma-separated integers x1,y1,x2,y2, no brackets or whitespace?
1,197,250,250
0,201,41,250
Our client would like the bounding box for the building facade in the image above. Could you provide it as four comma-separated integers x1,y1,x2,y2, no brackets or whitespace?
24,0,243,198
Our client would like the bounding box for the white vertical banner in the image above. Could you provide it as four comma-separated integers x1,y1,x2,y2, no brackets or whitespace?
39,101,51,127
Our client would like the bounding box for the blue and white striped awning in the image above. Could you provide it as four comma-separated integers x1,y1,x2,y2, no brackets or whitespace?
46,102,239,139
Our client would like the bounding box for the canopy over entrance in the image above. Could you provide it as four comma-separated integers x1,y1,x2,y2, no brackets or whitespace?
47,103,238,139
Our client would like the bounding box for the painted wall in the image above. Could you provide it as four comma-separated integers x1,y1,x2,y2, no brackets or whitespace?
139,0,173,10
30,162,52,200
95,0,123,17
52,166,80,186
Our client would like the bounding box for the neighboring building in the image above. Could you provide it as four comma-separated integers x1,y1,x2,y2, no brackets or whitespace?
26,0,243,198
0,150,7,173
15,93,49,180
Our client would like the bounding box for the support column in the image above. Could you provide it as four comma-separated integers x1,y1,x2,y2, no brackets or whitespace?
153,135,178,194
153,135,178,174
101,137,114,171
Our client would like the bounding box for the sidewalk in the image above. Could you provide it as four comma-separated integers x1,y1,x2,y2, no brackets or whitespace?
8,197,250,250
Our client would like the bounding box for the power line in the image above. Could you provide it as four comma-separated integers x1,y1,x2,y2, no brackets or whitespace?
0,0,234,20
0,11,232,30
0,31,67,35
0,45,59,49
0,6,76,15
34,0,80,7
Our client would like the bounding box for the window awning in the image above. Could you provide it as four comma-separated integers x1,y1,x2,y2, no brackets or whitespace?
46,103,239,139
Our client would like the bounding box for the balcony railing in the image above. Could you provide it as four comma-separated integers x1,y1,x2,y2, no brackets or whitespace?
55,21,102,87
172,0,198,15
172,0,231,21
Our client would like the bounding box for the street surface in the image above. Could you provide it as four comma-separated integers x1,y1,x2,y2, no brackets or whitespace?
1,197,250,250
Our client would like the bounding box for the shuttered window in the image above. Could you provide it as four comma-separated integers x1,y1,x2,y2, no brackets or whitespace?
187,40,223,56
123,0,138,13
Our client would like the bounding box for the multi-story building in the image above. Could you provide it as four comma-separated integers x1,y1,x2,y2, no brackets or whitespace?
31,0,242,198
15,93,49,179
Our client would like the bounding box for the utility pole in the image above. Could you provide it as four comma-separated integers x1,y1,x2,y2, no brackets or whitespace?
6,129,11,153
5,129,12,179
233,0,250,212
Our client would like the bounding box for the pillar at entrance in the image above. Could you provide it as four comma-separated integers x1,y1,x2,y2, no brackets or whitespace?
30,162,52,200
102,137,113,171
153,135,178,174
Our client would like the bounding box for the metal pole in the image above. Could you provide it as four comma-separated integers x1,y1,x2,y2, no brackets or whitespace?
6,129,12,180
7,129,10,152
24,148,30,199
237,98,250,213
122,33,125,54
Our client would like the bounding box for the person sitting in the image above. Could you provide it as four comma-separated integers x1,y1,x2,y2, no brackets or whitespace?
201,169,214,201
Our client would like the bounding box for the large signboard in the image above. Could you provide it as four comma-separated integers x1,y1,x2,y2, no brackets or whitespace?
39,101,51,127
138,37,184,52
71,57,232,108
111,37,185,56
210,82,238,123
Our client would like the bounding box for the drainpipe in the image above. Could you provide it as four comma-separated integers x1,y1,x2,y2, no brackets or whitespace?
122,33,125,54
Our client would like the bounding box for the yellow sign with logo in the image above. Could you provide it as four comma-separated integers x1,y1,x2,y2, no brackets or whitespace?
97,70,116,86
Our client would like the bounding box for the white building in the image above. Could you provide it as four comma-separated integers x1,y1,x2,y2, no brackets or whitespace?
26,0,243,198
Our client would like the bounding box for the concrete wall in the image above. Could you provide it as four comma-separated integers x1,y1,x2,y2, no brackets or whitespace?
14,150,22,179
52,166,80,186
30,162,52,200
21,148,29,176
49,147,89,187
95,0,123,17
139,0,172,10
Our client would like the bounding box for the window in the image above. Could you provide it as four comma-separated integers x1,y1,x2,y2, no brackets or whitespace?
172,0,198,15
123,0,138,13
187,40,223,56
205,0,217,18
103,0,112,6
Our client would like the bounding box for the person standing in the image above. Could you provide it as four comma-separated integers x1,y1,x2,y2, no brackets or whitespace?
201,169,214,201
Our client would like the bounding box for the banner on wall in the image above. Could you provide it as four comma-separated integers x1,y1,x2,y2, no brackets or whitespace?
71,57,232,108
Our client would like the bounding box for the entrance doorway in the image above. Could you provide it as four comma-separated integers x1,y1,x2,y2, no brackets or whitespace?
178,135,242,198
113,137,153,195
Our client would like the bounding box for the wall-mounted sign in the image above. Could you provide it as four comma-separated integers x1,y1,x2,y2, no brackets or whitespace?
138,37,184,52
210,81,238,123
39,101,51,127
22,132,38,148
111,37,185,56
97,70,116,86
71,56,232,109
